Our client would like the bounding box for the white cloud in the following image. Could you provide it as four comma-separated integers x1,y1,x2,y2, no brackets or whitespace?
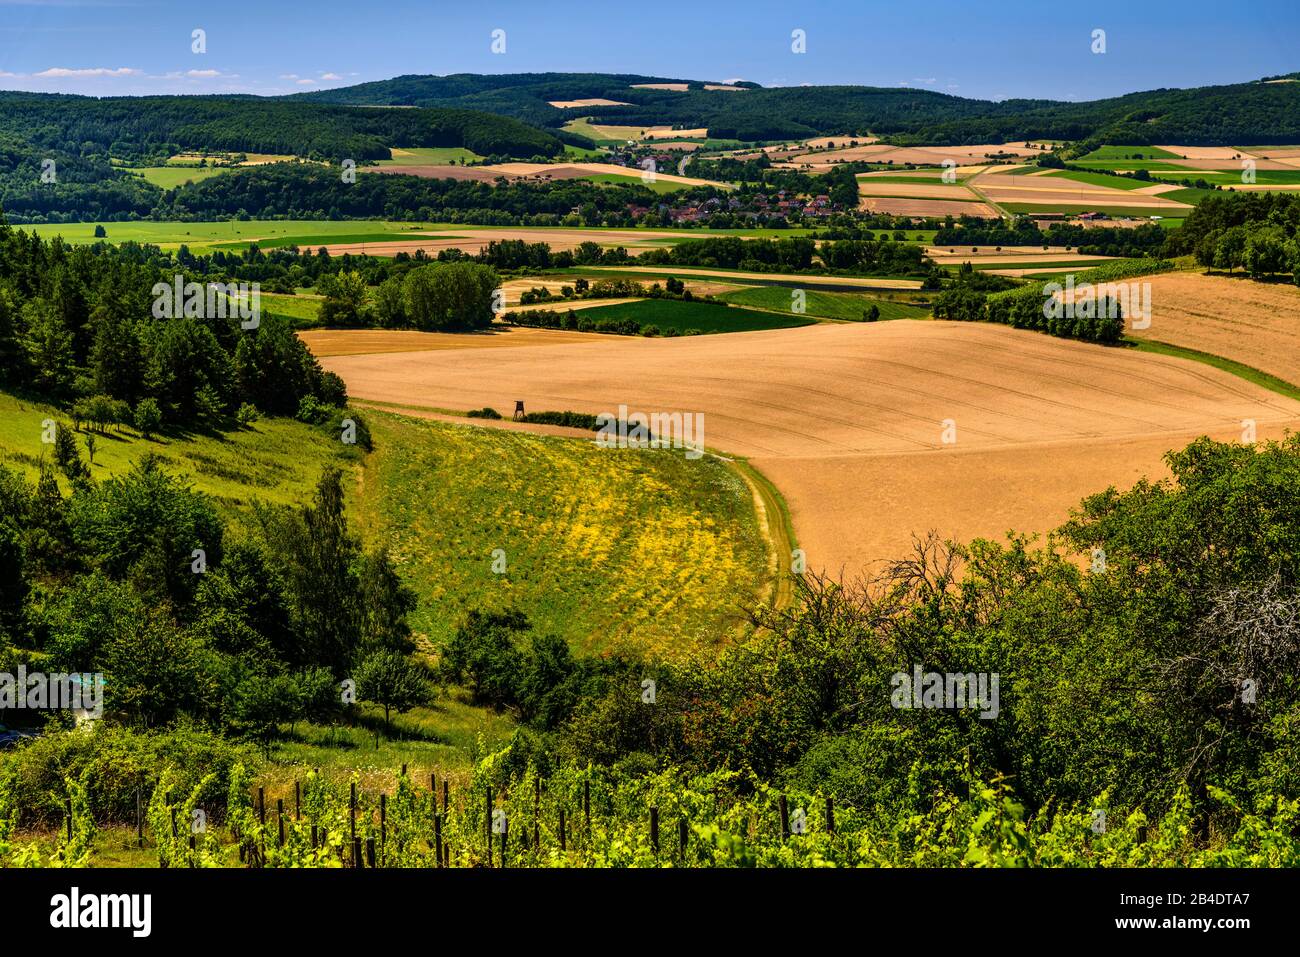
295,78,315,85
279,73,299,80
186,69,220,78
320,72,342,81
35,66,141,77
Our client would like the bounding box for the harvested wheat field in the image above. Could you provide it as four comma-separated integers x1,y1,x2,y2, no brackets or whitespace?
312,320,1300,573
299,326,614,357
1127,272,1300,386
631,82,689,91
926,246,1114,265
784,143,1041,172
300,226,703,258
859,196,998,217
367,161,726,188
586,265,924,289
856,182,981,200
548,98,631,108
1156,145,1255,161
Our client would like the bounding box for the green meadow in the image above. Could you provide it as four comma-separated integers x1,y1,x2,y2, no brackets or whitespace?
576,298,817,333
719,285,930,321
131,166,232,189
351,410,769,661
377,146,484,166
0,389,356,527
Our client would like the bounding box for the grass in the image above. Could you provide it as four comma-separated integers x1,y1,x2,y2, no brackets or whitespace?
1148,169,1300,187
575,298,817,334
584,172,690,195
350,410,770,662
1078,145,1182,162
0,389,358,527
999,202,1182,219
131,166,231,189
563,144,607,160
24,220,817,254
1045,169,1149,190
25,220,446,254
377,147,484,166
1130,340,1300,403
718,285,930,321
259,291,322,327
262,698,517,775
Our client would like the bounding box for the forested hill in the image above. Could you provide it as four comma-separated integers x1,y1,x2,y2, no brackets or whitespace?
0,93,563,164
298,71,1300,145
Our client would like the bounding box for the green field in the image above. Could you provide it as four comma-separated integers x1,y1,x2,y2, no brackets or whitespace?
352,410,769,661
576,298,818,334
1000,202,1181,219
1148,168,1300,187
0,390,356,525
563,143,607,160
719,285,930,321
562,117,646,144
584,172,690,194
1077,145,1181,162
1044,169,1149,190
26,220,441,253
131,166,232,189
259,291,323,327
24,220,817,254
377,147,484,166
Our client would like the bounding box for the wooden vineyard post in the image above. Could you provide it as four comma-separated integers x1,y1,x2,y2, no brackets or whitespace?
257,787,266,863
277,799,285,848
443,779,449,814
432,773,443,867
826,797,835,835
500,819,509,868
486,785,494,868
434,808,444,868
366,837,376,869
559,807,567,852
295,780,301,821
650,807,659,856
353,837,363,869
380,794,387,867
349,782,357,853
779,794,791,842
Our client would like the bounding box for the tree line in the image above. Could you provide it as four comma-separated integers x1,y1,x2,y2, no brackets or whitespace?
0,222,344,428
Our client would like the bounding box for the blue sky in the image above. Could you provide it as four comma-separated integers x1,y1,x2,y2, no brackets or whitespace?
0,0,1295,102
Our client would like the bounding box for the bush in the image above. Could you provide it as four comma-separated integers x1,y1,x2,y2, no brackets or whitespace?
1,724,252,826
133,398,162,439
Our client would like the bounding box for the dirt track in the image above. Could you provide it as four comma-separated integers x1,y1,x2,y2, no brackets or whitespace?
311,320,1300,574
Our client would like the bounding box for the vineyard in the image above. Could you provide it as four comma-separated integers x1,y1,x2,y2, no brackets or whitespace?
6,756,1299,869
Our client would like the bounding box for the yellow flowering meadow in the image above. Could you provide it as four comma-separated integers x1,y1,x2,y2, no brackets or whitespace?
351,412,771,663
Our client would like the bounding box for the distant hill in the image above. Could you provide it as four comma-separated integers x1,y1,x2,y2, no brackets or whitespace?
0,92,563,162
297,71,1300,146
